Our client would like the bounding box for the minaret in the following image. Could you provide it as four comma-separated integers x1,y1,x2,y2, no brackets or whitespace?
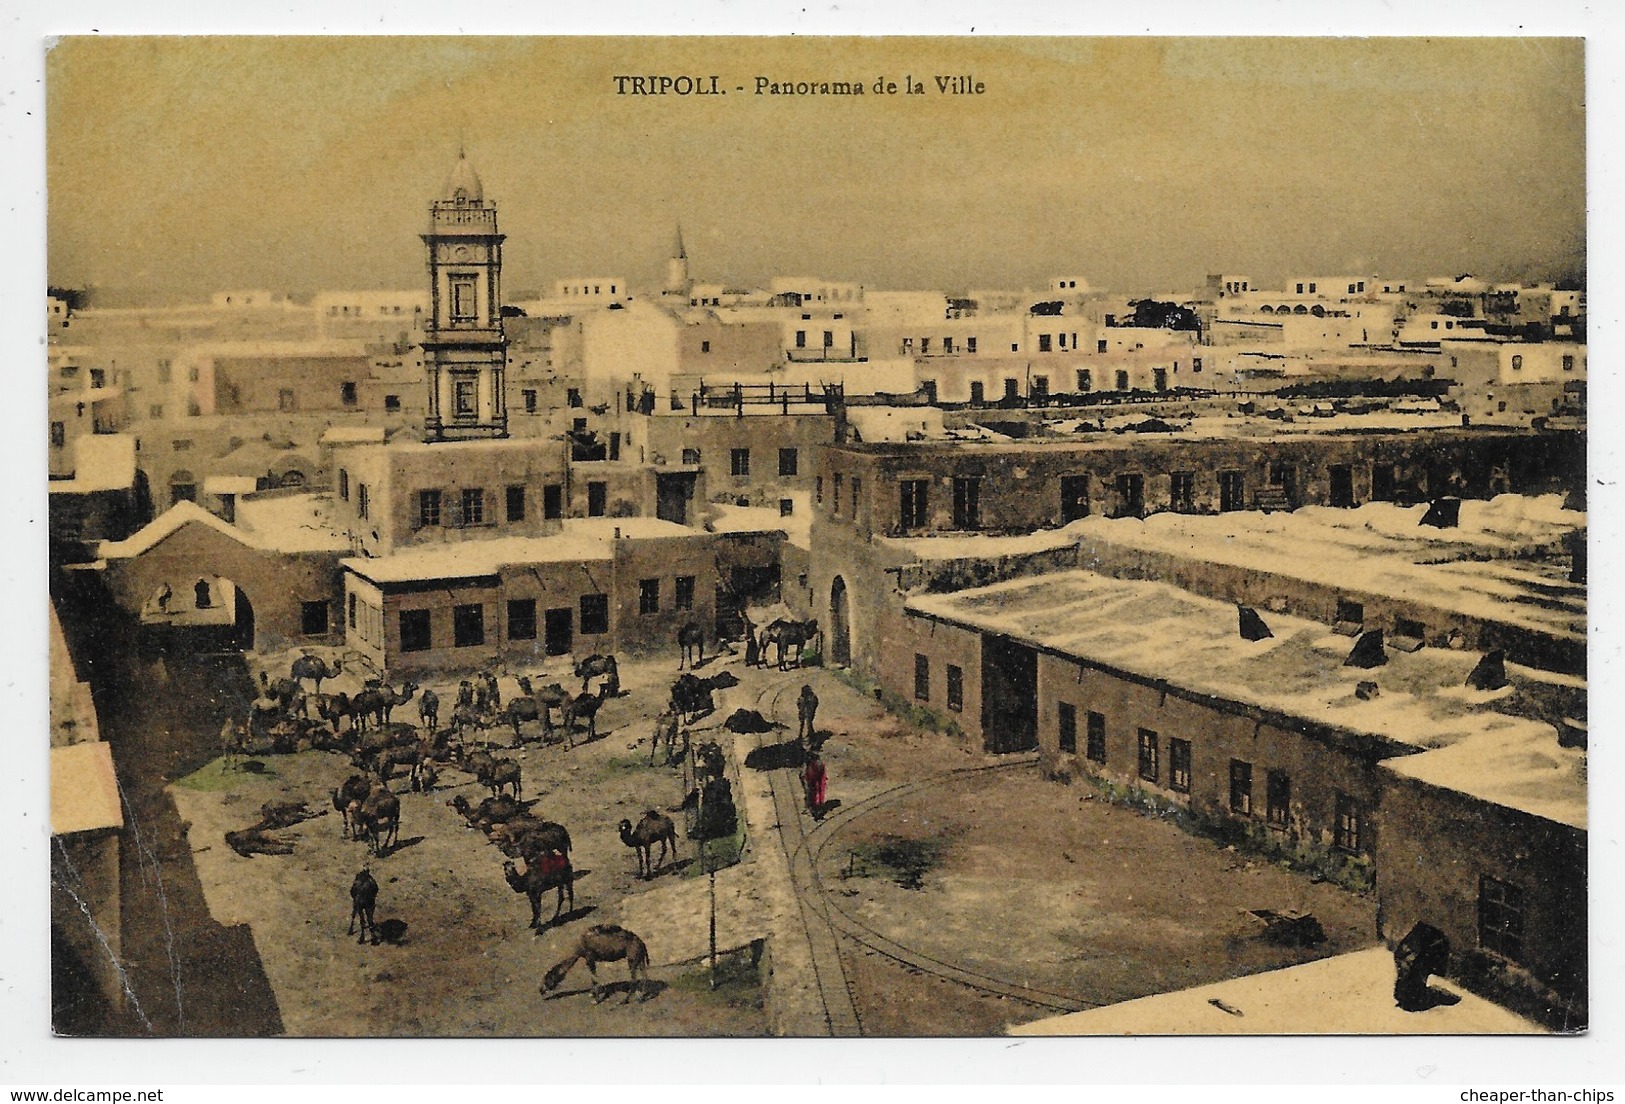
664,224,691,299
422,151,508,441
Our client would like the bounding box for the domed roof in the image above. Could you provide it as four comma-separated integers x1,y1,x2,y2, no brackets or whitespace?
441,154,484,204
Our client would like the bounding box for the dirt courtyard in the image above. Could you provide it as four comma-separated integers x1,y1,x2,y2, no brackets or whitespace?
167,644,1379,1037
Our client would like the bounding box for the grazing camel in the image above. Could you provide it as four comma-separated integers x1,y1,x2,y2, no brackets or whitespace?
418,689,440,732
561,692,603,749
349,868,379,945
762,618,820,670
503,854,576,931
619,811,679,879
351,786,401,856
291,654,343,694
677,623,704,669
541,925,650,1003
332,774,374,838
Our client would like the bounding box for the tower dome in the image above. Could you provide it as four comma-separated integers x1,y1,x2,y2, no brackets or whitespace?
442,154,484,204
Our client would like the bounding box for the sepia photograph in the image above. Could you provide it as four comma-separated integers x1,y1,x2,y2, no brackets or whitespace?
37,28,1595,1054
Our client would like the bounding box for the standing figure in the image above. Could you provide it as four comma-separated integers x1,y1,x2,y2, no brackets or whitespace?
194,577,212,609
349,867,379,945
796,684,819,745
744,621,761,668
801,752,828,818
156,582,173,613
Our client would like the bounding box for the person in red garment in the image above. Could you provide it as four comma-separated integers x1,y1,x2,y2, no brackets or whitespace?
801,751,827,819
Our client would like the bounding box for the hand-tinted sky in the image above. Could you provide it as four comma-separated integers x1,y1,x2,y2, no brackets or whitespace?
47,36,1585,301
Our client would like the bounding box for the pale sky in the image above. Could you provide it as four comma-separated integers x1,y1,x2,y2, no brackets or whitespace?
47,36,1585,302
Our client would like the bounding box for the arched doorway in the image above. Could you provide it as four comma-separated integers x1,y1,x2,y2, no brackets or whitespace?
141,575,255,653
829,576,851,667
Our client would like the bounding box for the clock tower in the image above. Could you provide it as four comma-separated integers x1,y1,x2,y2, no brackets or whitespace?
422,153,508,441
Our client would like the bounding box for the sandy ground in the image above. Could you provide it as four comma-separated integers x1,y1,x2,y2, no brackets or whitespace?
167,644,1381,1037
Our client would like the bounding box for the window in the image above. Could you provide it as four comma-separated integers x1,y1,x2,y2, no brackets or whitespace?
450,276,477,322
952,476,981,529
1478,876,1525,961
522,389,538,413
453,604,485,647
795,330,807,349
1169,738,1191,793
779,498,794,517
682,447,701,466
1153,368,1168,392
823,331,834,349
461,488,485,526
384,394,401,412
900,479,929,530
1058,474,1089,523
357,484,370,519
1097,339,1108,354
279,388,297,412
1511,355,1523,371
50,422,65,448
969,381,985,405
1562,355,1575,372
580,594,610,635
1230,760,1253,815
400,609,431,652
1039,334,1053,353
1296,283,1305,294
1115,370,1130,391
149,404,164,419
341,381,358,405
453,376,477,417
1137,729,1159,782
833,474,843,515
1077,369,1092,392
640,578,660,615
1192,357,1203,373
1170,471,1195,512
1395,616,1426,641
701,340,711,353
506,485,525,523
1086,712,1106,763
1032,375,1049,397
778,448,799,477
731,449,751,477
816,476,824,504
1334,793,1362,853
347,592,358,629
851,477,861,515
1115,473,1145,518
966,337,977,354
1058,702,1078,754
914,654,930,701
301,601,329,636
157,359,172,384
543,484,563,519
567,387,583,408
587,482,607,517
902,337,914,355
675,575,695,612
508,599,537,642
187,365,200,383
1003,378,1019,400
1266,769,1291,828
946,665,963,712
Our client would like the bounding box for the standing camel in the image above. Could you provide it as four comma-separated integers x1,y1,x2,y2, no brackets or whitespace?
677,623,704,669
355,681,419,730
618,811,678,879
762,619,820,670
351,785,401,856
418,689,440,733
348,868,379,945
541,925,650,1003
648,710,680,766
574,654,620,697
291,654,343,694
502,855,576,931
331,773,374,839
561,692,603,749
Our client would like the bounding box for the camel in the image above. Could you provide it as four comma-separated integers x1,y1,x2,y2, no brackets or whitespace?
351,786,401,856
256,800,326,830
677,623,705,669
480,669,502,709
502,697,545,745
225,826,296,857
374,742,429,789
349,868,379,945
670,672,734,724
492,818,572,863
332,774,373,838
541,925,650,1003
291,654,343,694
219,717,248,772
503,854,576,931
314,692,356,734
648,710,680,766
447,793,527,833
418,689,440,732
762,618,820,670
480,758,522,799
573,654,620,697
561,692,603,749
619,811,678,879
355,681,420,730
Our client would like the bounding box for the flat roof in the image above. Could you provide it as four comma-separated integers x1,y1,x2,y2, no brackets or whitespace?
51,742,124,836
48,433,137,494
233,493,351,554
1381,724,1585,830
708,497,812,550
907,570,1568,798
1007,947,1544,1035
1068,495,1583,643
830,422,1540,456
342,516,701,584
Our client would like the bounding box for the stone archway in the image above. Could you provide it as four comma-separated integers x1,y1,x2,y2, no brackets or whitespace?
830,575,852,667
